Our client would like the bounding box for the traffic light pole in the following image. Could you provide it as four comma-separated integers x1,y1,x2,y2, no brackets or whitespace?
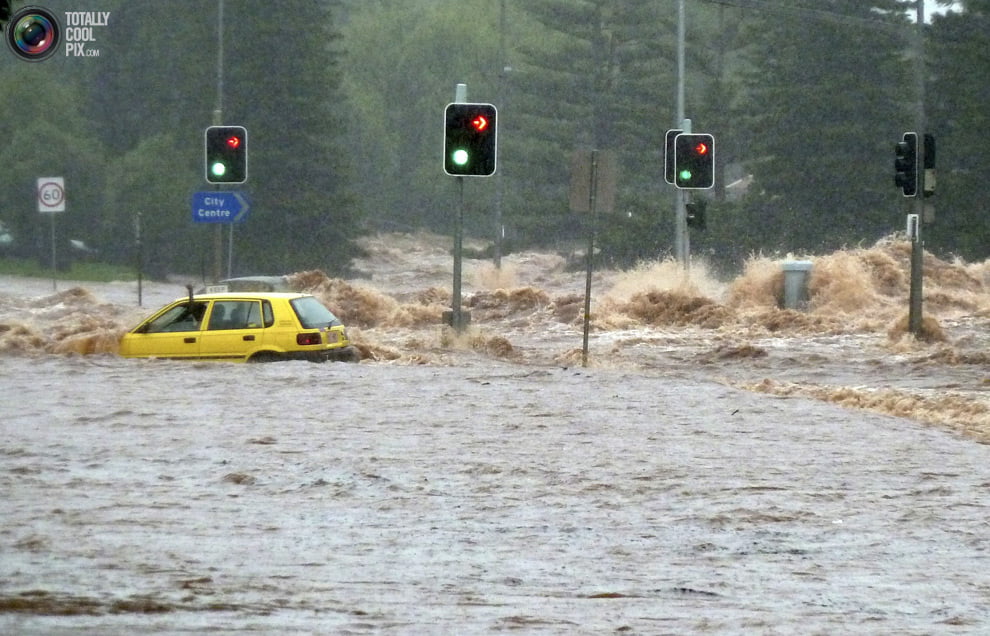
908,0,926,336
494,0,508,270
451,176,466,333
674,0,688,267
212,0,225,284
212,114,224,284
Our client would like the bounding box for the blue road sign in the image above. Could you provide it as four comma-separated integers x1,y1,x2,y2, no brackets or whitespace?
191,191,250,224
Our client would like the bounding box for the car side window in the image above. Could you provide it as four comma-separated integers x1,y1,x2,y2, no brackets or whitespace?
262,300,275,328
242,301,263,328
144,301,208,333
207,300,263,330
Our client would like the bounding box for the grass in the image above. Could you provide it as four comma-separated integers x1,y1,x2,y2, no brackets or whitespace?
0,257,136,282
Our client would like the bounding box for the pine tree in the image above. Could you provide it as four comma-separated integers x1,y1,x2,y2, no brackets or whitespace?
926,0,990,259
90,0,360,276
510,0,676,252
735,0,912,253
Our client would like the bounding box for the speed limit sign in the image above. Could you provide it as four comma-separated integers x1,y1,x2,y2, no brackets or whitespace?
37,177,66,213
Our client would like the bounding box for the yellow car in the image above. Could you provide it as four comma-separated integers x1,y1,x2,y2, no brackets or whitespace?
120,291,359,363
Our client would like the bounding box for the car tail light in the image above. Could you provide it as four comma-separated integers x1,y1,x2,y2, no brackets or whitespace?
296,332,322,346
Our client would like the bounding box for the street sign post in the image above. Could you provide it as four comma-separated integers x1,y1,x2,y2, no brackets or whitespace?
36,176,65,290
191,191,250,224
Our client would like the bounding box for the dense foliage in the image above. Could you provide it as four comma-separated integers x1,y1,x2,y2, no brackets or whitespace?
0,0,984,280
2,0,356,278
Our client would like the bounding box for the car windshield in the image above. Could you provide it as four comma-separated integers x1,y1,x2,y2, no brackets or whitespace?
290,296,342,329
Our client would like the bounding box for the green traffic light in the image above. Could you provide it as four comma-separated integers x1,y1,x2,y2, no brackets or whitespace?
678,169,693,182
452,149,470,166
211,161,227,178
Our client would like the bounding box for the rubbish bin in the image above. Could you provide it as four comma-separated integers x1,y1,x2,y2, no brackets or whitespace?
781,260,813,310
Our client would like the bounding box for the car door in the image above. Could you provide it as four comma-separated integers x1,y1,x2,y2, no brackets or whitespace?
123,300,207,359
198,299,265,361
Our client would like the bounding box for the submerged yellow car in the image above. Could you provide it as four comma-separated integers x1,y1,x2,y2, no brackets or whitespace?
120,291,359,363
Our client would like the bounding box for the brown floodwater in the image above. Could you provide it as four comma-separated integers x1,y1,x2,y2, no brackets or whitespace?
2,233,989,634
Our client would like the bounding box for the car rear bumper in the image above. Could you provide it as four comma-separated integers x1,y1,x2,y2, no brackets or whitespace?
285,345,361,363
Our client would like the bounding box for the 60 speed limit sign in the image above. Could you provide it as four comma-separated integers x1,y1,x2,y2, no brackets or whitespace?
37,177,66,213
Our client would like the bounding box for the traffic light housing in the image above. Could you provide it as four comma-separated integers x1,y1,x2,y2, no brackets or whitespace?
205,126,248,184
922,133,936,198
686,199,707,230
894,132,917,197
674,133,714,189
444,103,497,177
663,128,683,184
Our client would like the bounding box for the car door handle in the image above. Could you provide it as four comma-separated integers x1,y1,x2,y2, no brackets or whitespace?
184,337,196,344
243,335,255,341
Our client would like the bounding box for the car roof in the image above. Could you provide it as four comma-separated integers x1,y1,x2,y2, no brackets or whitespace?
170,291,311,302
195,275,294,294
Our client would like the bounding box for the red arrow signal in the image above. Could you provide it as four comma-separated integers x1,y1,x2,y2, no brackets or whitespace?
471,115,489,132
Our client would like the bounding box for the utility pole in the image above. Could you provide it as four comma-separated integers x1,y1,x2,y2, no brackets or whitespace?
674,0,689,267
213,0,225,283
908,0,926,336
494,0,508,269
451,83,468,333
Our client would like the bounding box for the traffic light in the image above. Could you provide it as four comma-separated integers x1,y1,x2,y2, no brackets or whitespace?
444,103,497,177
686,199,707,230
664,128,683,184
923,133,936,198
205,126,248,184
674,133,714,189
894,132,917,197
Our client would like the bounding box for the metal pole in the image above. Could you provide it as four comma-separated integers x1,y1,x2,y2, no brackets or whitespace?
908,0,925,336
493,0,507,269
582,150,599,368
213,0,225,283
674,0,688,267
135,212,143,306
50,213,57,291
216,0,224,116
452,177,465,332
449,84,468,332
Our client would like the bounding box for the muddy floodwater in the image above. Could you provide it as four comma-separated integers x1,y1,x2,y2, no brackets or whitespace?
2,233,990,634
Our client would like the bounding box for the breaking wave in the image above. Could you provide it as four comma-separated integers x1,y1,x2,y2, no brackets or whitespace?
1,233,988,439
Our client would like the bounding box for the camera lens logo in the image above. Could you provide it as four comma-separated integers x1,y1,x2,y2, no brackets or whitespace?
6,6,61,62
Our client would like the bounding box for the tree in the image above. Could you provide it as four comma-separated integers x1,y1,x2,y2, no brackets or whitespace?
926,0,990,260
89,0,360,277
0,64,104,263
734,0,912,255
510,0,677,257
340,0,502,235
99,134,200,278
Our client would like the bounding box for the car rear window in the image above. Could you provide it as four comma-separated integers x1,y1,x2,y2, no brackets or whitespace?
290,296,343,329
